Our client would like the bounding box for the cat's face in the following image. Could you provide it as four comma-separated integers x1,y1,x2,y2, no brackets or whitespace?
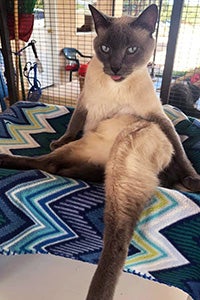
89,4,158,82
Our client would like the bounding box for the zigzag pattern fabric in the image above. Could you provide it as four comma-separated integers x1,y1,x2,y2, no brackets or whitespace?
0,102,200,299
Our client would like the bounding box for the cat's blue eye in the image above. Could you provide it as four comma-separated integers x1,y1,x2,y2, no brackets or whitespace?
127,46,138,54
101,45,110,53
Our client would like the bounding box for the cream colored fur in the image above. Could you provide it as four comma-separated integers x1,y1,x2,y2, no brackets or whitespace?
82,55,165,133
59,114,173,168
86,117,174,300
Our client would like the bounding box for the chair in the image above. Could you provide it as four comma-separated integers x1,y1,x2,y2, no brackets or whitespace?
62,47,92,81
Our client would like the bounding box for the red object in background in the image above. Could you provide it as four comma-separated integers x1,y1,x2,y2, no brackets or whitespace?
78,63,89,77
7,13,34,42
65,63,78,71
191,73,200,84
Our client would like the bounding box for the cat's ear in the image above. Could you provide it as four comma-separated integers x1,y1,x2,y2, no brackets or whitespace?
132,4,158,33
89,5,111,34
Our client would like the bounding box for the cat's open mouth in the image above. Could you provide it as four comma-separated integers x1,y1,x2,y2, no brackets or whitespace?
111,75,124,82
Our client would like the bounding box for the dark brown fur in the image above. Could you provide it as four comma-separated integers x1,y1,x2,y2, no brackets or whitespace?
169,83,200,118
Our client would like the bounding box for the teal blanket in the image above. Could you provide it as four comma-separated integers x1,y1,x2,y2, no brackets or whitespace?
0,102,200,299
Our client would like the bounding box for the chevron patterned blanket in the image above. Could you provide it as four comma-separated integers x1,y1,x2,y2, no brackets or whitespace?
0,102,200,299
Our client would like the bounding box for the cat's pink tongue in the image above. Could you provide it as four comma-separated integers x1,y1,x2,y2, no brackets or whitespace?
111,75,122,81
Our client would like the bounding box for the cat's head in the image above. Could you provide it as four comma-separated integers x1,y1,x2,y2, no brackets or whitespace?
89,4,158,82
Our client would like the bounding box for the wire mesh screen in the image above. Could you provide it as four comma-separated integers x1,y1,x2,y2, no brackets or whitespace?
2,0,200,112
168,1,200,117
31,0,163,106
174,1,200,75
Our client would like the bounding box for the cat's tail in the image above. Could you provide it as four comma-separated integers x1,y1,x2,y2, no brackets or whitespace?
86,120,173,300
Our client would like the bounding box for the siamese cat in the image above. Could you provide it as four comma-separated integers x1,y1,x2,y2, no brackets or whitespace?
0,4,200,300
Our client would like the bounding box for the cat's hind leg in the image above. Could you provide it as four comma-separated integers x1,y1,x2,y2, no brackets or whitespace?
149,113,200,191
0,151,104,181
86,121,173,300
0,130,109,181
0,151,65,174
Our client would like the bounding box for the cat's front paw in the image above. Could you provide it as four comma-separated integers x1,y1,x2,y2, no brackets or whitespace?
182,175,200,192
50,140,65,151
50,136,75,151
50,140,67,151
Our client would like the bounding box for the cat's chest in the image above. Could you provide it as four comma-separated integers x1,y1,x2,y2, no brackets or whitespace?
83,85,148,132
83,84,128,130
83,64,162,132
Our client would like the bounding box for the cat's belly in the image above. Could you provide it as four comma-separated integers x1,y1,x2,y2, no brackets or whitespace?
83,102,162,133
82,114,136,165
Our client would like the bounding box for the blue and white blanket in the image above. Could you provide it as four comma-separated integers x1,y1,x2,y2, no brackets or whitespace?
0,101,200,299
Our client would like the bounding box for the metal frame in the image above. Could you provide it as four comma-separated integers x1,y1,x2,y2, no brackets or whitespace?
0,0,17,105
160,0,184,104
